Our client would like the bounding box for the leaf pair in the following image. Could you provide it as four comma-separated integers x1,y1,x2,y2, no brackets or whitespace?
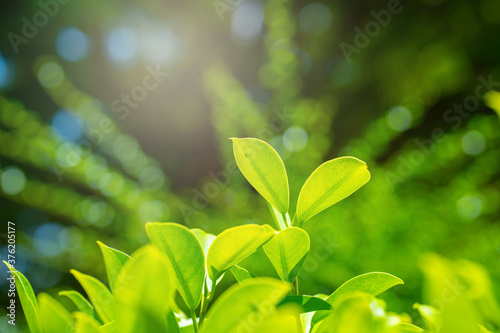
310,272,404,329
145,222,276,313
200,278,295,333
231,138,370,226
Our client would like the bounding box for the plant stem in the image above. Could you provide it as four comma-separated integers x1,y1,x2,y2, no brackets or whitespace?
292,277,299,295
282,212,289,228
190,308,199,333
198,279,217,326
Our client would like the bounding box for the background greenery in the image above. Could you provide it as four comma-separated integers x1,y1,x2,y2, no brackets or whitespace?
1,0,499,330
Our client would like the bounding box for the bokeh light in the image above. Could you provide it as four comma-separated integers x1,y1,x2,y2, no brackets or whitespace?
462,130,486,155
386,106,413,131
299,3,333,36
105,27,140,65
51,109,84,142
56,27,91,62
231,1,264,45
1,166,26,195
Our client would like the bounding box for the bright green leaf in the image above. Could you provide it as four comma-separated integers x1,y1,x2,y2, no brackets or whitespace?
231,138,289,213
263,227,310,282
70,269,115,323
114,245,175,333
230,265,256,282
74,312,101,333
311,272,403,329
413,303,440,332
166,307,181,333
38,292,74,333
315,294,385,333
200,278,291,333
97,241,131,292
3,261,42,333
59,290,95,318
146,222,205,310
296,157,370,223
278,295,331,313
191,228,216,257
206,224,275,280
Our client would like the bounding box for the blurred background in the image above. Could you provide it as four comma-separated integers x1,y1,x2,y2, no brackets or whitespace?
1,0,500,329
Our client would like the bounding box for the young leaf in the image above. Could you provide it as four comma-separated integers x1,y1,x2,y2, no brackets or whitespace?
74,312,102,333
191,228,216,257
278,295,331,313
310,272,403,328
413,303,440,332
146,222,205,310
3,261,42,333
114,245,175,333
263,227,310,282
166,307,181,333
59,290,95,318
199,278,291,333
296,157,370,223
230,265,256,282
206,224,275,280
97,241,131,292
70,270,115,323
315,293,384,333
231,138,289,214
38,293,75,333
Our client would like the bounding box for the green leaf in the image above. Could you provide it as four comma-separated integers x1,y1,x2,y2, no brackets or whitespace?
278,295,331,313
311,272,403,329
479,324,494,333
146,222,205,310
74,312,101,333
38,292,74,333
97,241,131,292
206,224,275,280
59,290,95,318
166,307,181,333
296,157,370,223
315,293,385,333
230,265,256,282
3,261,42,333
231,137,289,214
263,227,310,282
70,269,115,323
413,303,440,332
200,278,291,333
191,228,216,257
114,245,175,333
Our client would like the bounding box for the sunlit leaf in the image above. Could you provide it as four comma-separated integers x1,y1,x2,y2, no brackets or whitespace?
200,278,291,333
74,312,101,333
59,290,95,318
315,293,385,333
296,157,370,223
311,272,403,328
166,307,181,333
263,227,309,282
70,269,115,323
206,224,275,280
278,295,331,313
230,265,256,282
38,292,74,333
114,245,175,333
146,222,205,310
3,261,42,333
231,138,289,214
97,241,131,292
413,303,440,332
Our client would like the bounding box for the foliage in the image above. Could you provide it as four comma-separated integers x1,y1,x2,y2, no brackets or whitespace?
4,138,499,332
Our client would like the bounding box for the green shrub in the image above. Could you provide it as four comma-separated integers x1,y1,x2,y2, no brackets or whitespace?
5,138,499,332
